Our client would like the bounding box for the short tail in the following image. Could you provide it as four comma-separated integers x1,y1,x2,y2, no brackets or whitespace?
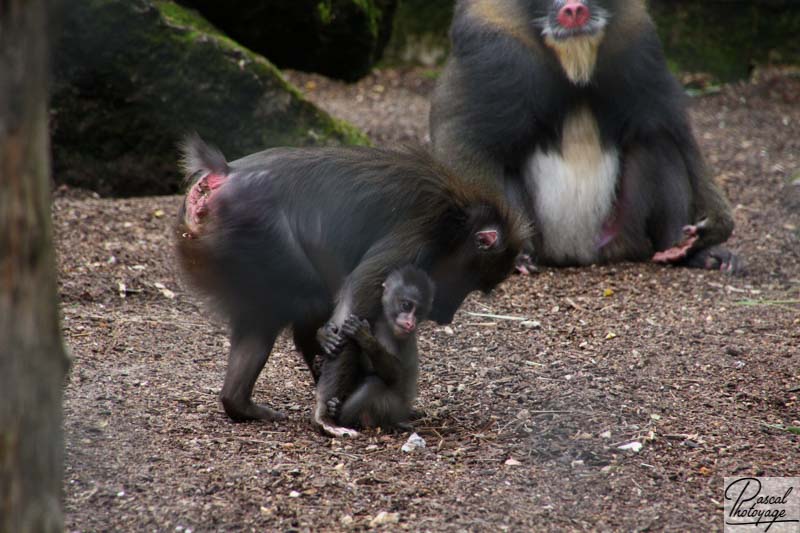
180,132,229,180
177,133,231,235
175,134,231,294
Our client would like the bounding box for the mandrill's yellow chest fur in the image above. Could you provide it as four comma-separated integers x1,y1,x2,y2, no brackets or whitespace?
543,31,605,85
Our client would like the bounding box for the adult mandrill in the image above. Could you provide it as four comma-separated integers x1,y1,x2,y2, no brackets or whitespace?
176,135,525,422
430,0,740,273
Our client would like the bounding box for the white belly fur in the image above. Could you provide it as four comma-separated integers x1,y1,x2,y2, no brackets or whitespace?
525,107,619,265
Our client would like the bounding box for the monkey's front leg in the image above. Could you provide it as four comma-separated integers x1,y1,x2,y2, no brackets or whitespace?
340,315,374,347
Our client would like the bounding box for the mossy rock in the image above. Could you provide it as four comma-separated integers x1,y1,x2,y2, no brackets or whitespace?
51,0,368,197
650,0,800,82
383,0,454,66
175,0,398,82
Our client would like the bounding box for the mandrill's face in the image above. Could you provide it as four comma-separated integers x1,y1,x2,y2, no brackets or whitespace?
525,0,615,85
529,0,612,41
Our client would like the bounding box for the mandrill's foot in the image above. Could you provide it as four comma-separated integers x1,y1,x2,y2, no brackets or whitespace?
684,246,743,275
653,219,743,275
312,412,359,439
320,423,360,439
514,253,539,275
326,397,342,420
220,396,287,422
652,224,700,263
652,224,743,275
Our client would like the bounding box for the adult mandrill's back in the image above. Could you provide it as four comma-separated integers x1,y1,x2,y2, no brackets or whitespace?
174,134,526,422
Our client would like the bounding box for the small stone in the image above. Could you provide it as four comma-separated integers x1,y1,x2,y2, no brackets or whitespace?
289,490,301,498
401,433,426,453
370,512,399,527
618,441,643,453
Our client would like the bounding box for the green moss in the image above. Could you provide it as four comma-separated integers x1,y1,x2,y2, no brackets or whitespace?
317,1,333,24
650,0,800,82
351,0,381,38
52,0,368,197
154,0,216,32
152,0,366,134
383,0,453,66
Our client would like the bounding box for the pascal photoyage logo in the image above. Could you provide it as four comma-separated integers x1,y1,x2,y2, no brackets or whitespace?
724,477,800,533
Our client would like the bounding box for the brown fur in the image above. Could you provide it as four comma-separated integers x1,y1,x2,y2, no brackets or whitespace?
465,0,540,50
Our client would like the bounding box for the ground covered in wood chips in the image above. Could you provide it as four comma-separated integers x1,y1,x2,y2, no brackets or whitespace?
59,69,799,532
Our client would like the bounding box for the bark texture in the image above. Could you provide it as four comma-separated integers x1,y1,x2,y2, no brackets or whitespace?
0,1,69,531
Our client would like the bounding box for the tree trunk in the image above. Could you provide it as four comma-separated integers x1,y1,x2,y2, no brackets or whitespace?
0,1,69,532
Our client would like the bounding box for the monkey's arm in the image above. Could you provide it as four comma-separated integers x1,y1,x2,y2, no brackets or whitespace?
340,316,402,385
331,234,421,326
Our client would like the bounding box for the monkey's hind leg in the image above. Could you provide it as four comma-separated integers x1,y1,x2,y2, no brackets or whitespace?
338,376,410,432
311,354,360,438
293,324,324,383
312,398,360,438
220,323,286,422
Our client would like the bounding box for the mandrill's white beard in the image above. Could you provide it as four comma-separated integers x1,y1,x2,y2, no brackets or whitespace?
544,31,605,85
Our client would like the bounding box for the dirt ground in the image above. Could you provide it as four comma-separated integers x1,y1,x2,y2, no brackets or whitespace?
59,68,799,532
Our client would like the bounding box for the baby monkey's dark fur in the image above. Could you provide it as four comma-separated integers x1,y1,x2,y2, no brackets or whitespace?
314,266,434,437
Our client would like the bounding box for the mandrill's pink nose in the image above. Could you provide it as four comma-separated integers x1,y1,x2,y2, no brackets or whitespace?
557,1,590,29
400,318,415,332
